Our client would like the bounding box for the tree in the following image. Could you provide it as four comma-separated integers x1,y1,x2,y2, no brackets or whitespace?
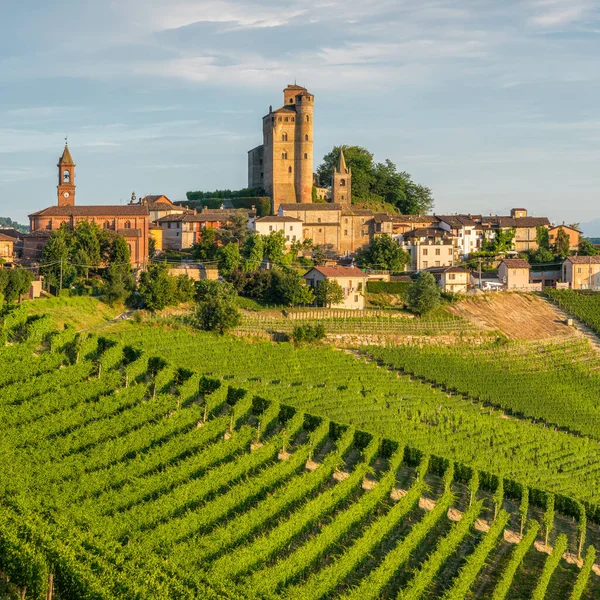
148,236,157,259
578,238,599,256
192,227,218,261
484,228,515,254
317,146,375,198
406,271,441,315
0,269,8,304
218,212,249,246
243,233,264,270
218,243,242,278
263,231,287,264
543,493,555,545
102,237,134,304
196,284,241,334
528,247,555,265
40,226,75,289
138,263,177,311
552,227,571,258
103,263,129,305
195,279,237,302
356,235,410,272
4,269,33,303
173,275,195,303
315,279,344,307
268,268,315,306
536,226,550,251
312,245,326,266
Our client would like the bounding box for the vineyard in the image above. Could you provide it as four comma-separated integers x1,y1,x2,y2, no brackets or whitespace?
546,289,600,335
1,308,600,598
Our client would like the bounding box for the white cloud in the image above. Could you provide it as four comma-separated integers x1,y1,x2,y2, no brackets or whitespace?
529,0,592,26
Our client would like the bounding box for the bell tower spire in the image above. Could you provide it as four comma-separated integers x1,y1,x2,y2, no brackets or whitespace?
57,140,76,206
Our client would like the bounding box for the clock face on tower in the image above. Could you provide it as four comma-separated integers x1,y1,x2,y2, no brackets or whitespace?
63,192,70,198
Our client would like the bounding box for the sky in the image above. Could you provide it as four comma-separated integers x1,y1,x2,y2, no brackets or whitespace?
1,0,599,231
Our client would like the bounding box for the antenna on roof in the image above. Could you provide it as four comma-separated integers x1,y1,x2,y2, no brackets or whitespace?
64,135,68,146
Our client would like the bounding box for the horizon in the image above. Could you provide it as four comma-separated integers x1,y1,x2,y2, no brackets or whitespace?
1,1,600,230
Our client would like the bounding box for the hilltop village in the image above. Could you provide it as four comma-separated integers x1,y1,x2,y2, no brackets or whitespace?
1,84,597,309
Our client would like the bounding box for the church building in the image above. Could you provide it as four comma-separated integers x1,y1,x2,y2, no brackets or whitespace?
24,144,149,267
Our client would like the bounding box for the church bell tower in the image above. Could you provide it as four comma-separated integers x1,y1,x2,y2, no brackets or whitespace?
57,142,76,206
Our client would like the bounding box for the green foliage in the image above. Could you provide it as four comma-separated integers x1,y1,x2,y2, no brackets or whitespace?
0,216,28,232
195,279,237,302
184,191,271,217
196,289,241,334
315,279,344,307
545,289,600,336
519,486,529,535
138,263,193,311
406,271,441,315
528,247,557,264
537,226,550,250
217,242,242,277
366,280,411,297
570,545,596,600
578,237,599,256
243,233,264,270
552,226,571,258
217,212,250,247
483,228,516,254
543,492,555,545
263,230,287,264
531,534,568,600
356,234,410,271
317,146,434,214
1,268,34,304
268,268,315,306
292,323,326,344
148,236,157,259
191,227,218,261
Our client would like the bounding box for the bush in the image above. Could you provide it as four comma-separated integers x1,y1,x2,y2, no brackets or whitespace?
293,323,326,344
366,281,411,297
406,271,441,315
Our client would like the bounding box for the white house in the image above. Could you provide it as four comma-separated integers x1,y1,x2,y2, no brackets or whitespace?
254,216,303,246
303,266,369,309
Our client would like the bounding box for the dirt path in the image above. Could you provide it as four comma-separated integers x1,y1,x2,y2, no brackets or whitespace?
447,294,575,340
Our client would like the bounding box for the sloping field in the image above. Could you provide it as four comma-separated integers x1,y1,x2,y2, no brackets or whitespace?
447,293,573,339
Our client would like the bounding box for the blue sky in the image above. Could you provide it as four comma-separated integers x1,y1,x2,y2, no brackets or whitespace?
1,0,599,230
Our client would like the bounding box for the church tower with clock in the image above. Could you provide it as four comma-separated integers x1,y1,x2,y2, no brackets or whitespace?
57,142,76,206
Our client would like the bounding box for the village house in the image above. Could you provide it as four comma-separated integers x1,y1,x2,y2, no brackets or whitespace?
0,233,15,260
303,265,369,309
498,258,534,290
398,228,454,272
548,224,581,251
480,209,549,253
425,266,471,293
138,195,191,223
562,256,600,290
254,216,303,245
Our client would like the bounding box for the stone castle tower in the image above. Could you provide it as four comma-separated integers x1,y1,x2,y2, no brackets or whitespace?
248,84,314,207
332,148,351,206
57,143,76,206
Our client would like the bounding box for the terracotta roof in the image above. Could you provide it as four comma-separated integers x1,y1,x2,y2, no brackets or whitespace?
549,224,582,233
0,228,24,239
501,258,531,269
425,266,470,274
271,106,297,114
23,230,53,238
566,256,600,264
484,216,550,228
0,233,15,243
256,216,302,223
436,215,478,227
58,144,74,165
285,84,307,90
402,227,449,238
279,203,342,212
29,205,148,218
305,266,367,278
373,213,393,223
147,202,186,211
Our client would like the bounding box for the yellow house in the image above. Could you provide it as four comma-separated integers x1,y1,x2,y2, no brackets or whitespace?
562,256,600,290
303,266,369,309
498,258,532,290
0,233,15,260
548,225,581,251
149,225,163,253
426,266,471,293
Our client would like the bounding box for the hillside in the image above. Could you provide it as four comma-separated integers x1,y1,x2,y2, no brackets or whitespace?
1,296,599,599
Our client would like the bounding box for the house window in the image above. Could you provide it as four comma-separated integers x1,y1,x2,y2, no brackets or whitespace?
512,270,517,276
286,235,290,241
435,261,440,267
578,268,582,274
354,295,359,303
423,249,428,256
168,223,171,229
423,261,428,267
448,248,452,255
449,274,456,280
435,248,440,255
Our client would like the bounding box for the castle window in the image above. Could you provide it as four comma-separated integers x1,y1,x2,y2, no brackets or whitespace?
282,152,288,160
304,153,308,159
288,166,292,173
318,229,322,233
340,179,345,187
259,159,263,165
345,218,348,224
124,220,132,229
317,218,321,223
305,134,309,141
282,133,288,141
278,117,282,122
103,220,110,229
306,115,309,122
361,230,365,237
344,230,348,236
341,196,344,200
284,117,288,122
289,98,293,103
291,117,295,122
63,169,70,183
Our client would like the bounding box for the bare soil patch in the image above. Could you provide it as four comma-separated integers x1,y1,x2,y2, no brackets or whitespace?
447,293,574,340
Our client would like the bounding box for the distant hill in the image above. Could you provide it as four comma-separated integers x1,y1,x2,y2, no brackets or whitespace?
0,217,28,233
580,218,600,238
